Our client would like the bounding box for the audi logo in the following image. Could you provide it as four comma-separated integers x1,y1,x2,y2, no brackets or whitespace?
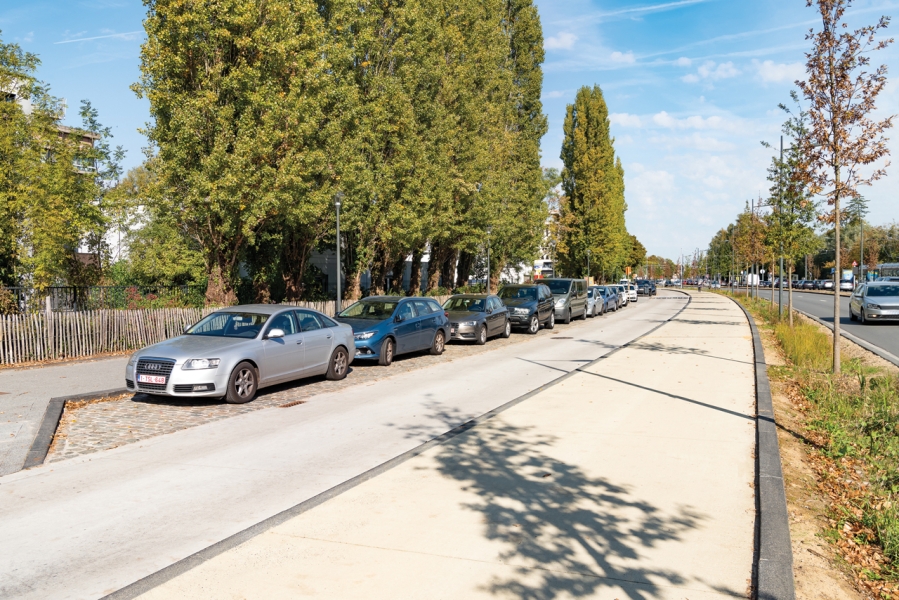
145,363,162,371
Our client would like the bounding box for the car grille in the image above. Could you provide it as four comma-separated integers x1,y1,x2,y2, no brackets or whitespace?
136,358,175,392
173,383,216,393
126,379,134,389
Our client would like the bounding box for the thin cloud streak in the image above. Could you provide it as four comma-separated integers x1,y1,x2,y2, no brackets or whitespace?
552,0,713,26
55,31,142,44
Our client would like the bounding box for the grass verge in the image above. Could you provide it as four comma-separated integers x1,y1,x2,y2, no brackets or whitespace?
726,292,899,597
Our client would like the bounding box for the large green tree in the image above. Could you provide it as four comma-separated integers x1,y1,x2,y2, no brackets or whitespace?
559,85,628,281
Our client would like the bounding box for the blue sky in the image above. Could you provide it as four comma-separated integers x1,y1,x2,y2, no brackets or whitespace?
2,0,897,260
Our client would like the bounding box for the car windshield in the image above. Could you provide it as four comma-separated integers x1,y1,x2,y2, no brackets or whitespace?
338,300,398,319
499,287,536,300
545,280,571,294
443,297,485,312
186,312,269,339
867,285,899,297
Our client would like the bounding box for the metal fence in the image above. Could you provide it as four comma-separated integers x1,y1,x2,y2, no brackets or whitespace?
0,296,451,366
1,285,207,313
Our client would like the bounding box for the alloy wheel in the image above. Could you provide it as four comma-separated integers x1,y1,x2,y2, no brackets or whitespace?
235,368,255,399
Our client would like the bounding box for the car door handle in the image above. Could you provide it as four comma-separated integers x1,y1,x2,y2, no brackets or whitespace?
326,334,332,339
296,340,303,345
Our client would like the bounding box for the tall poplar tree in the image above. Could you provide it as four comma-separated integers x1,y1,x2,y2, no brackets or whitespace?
559,85,627,281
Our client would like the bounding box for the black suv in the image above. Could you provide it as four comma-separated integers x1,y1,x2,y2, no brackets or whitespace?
635,279,657,296
498,284,555,334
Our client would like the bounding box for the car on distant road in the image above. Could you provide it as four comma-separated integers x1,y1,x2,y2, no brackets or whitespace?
544,278,589,324
635,279,656,296
627,284,638,303
337,296,449,366
849,282,899,324
498,283,555,334
443,294,510,344
802,280,815,290
839,279,855,292
126,305,354,404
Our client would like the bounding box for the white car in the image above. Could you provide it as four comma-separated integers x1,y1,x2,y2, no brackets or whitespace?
627,284,638,302
613,284,628,307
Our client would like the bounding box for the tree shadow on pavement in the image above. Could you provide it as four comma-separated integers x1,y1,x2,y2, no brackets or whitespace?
397,402,734,600
628,341,754,366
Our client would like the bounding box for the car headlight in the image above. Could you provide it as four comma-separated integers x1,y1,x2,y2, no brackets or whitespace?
512,308,530,315
459,321,477,327
354,331,376,341
867,304,882,310
183,358,220,370
127,353,138,367
555,299,565,307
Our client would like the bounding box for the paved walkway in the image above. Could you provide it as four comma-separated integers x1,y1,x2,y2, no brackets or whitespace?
0,356,128,476
137,291,757,599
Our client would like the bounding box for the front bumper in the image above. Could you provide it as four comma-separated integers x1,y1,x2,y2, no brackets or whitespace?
449,322,478,341
125,362,225,397
508,310,535,327
864,307,899,320
353,336,384,360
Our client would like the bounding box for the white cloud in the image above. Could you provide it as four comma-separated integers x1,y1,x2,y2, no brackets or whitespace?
753,59,804,83
544,90,566,99
675,57,692,67
545,32,578,51
650,111,743,133
681,60,741,82
610,113,642,128
610,51,636,64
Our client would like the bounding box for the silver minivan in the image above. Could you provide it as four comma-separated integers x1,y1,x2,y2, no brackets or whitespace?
543,278,589,324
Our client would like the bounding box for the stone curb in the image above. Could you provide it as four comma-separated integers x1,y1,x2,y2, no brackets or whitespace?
22,388,128,470
101,294,693,600
792,308,899,369
728,297,796,600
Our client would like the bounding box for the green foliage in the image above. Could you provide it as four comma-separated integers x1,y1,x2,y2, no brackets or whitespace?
559,85,628,281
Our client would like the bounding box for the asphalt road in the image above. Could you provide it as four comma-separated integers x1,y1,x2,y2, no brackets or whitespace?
0,294,689,600
757,288,899,359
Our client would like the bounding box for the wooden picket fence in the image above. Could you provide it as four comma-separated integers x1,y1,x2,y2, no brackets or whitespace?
0,297,450,366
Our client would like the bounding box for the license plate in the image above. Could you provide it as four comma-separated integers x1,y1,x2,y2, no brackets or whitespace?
451,327,457,334
137,374,166,385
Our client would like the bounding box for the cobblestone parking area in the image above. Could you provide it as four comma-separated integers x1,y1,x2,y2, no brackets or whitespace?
47,316,605,463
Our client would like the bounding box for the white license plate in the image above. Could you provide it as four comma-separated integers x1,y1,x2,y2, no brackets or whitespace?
137,374,167,385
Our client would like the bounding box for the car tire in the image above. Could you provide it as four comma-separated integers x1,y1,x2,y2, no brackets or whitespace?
527,315,540,334
225,362,258,404
326,347,349,380
579,307,587,320
476,324,487,345
501,319,511,338
860,309,867,325
378,337,395,366
850,308,857,321
545,312,555,330
429,330,446,355
563,309,571,324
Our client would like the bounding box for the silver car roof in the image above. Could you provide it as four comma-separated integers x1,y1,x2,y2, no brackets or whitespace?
215,304,313,315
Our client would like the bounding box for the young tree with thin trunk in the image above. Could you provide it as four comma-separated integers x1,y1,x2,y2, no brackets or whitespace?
796,0,894,373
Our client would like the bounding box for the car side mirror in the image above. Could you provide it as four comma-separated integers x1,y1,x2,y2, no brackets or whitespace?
394,314,405,323
486,308,492,314
266,328,285,339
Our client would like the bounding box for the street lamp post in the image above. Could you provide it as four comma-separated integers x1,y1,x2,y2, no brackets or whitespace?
334,192,344,314
486,226,492,295
586,248,591,283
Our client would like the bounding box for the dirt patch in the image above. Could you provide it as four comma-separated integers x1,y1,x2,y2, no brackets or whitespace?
755,318,862,598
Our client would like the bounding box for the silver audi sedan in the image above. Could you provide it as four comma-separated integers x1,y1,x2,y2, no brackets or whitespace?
125,305,354,403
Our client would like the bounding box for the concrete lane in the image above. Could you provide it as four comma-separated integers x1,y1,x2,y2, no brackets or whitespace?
757,289,899,359
0,357,129,477
136,291,754,600
0,295,688,600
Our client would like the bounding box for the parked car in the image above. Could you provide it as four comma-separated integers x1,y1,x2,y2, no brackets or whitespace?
543,278,589,324
849,282,899,324
627,284,638,303
585,286,602,317
612,284,628,307
594,286,619,312
821,279,834,290
839,279,855,292
336,296,449,366
125,305,354,404
443,294,510,344
635,279,656,296
498,283,555,334
802,280,815,290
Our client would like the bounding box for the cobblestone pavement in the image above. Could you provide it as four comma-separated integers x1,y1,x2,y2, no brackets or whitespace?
47,317,598,463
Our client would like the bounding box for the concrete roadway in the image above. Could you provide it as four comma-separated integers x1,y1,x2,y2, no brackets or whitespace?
0,294,688,600
756,288,899,359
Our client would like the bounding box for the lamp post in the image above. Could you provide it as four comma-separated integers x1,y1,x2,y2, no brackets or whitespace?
586,248,591,283
334,192,344,314
486,225,492,295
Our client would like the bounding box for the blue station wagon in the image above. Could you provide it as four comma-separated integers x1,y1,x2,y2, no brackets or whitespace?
336,296,451,366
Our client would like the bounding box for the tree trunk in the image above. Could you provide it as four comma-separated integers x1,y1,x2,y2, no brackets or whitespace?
456,251,474,289
345,265,363,301
440,250,457,291
407,247,424,296
389,255,406,293
425,244,444,293
281,233,313,302
205,260,237,306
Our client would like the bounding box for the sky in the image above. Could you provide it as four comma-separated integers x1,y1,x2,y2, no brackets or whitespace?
1,0,897,261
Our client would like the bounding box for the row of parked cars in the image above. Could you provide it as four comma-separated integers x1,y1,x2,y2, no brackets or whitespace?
124,279,646,404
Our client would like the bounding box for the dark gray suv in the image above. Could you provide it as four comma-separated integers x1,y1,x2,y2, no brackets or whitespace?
498,284,555,334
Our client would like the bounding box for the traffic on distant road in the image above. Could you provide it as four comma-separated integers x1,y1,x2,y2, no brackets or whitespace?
124,277,667,404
